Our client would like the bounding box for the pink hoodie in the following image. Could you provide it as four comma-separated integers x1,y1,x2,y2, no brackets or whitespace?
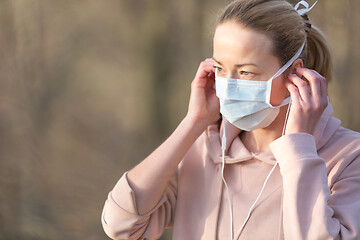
101,103,360,240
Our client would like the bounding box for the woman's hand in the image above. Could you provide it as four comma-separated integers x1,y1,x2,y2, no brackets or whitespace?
285,67,328,135
125,59,220,216
186,58,220,129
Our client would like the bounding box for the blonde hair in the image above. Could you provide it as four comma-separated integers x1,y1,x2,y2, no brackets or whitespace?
217,0,333,81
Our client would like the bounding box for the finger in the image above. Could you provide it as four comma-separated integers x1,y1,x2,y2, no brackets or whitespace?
285,81,301,105
319,75,328,107
205,58,216,73
194,66,212,87
296,68,329,108
206,72,215,89
193,61,216,89
296,68,323,101
195,61,216,79
295,67,323,80
287,74,310,102
205,58,215,71
306,72,321,104
320,74,328,99
207,70,215,79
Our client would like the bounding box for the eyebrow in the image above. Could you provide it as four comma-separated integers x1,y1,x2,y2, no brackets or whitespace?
212,57,258,68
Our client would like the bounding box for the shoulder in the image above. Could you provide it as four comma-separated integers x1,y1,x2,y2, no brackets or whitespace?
334,125,360,140
326,126,360,153
323,126,360,185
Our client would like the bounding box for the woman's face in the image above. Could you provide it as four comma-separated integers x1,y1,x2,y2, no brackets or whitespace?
213,21,289,106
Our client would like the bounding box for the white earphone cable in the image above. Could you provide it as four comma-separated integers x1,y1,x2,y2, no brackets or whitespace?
233,161,278,239
221,102,291,240
221,122,234,240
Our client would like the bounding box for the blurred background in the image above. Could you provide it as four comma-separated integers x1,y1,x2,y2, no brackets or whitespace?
0,0,359,239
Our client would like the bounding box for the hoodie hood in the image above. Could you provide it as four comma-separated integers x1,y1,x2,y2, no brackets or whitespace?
205,102,341,165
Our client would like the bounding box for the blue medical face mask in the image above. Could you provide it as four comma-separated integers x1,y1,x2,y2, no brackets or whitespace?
215,41,305,131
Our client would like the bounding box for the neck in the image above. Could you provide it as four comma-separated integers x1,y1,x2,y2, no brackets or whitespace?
240,104,290,153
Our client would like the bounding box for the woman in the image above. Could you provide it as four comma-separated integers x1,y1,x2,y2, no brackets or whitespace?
101,0,360,239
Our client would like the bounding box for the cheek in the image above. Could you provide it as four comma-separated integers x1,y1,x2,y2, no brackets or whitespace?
269,76,289,106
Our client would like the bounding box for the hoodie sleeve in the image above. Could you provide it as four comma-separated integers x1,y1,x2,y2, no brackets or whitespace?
101,172,177,240
270,133,360,240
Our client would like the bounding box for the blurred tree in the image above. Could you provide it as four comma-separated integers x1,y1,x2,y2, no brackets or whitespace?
0,0,358,240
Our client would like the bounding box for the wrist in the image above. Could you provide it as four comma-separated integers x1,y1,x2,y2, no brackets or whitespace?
182,115,210,137
285,126,315,135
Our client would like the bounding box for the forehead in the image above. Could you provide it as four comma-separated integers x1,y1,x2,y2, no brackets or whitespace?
213,22,276,65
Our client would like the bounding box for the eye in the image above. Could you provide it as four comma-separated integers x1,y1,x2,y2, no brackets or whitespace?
241,71,253,76
214,66,223,72
239,70,256,80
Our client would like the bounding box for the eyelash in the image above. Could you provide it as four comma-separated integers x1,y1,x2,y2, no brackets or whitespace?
214,66,223,72
213,66,254,77
241,71,252,76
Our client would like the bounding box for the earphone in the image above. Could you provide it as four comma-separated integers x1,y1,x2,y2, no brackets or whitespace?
221,102,291,240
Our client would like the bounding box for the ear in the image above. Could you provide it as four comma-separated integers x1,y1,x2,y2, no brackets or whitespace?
290,59,304,74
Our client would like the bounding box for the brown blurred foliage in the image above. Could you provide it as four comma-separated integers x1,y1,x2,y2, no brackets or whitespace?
0,0,358,239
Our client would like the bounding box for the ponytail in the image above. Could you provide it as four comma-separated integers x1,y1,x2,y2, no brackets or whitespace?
305,25,333,82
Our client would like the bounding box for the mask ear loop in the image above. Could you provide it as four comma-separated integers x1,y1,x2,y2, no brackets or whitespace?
265,41,305,107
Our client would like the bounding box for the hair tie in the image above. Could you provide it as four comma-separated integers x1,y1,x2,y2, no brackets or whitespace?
294,0,317,16
294,1,316,34
302,14,312,34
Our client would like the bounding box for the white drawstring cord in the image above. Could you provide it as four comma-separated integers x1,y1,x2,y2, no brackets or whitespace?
233,161,279,239
221,122,234,240
221,102,292,240
282,101,292,137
